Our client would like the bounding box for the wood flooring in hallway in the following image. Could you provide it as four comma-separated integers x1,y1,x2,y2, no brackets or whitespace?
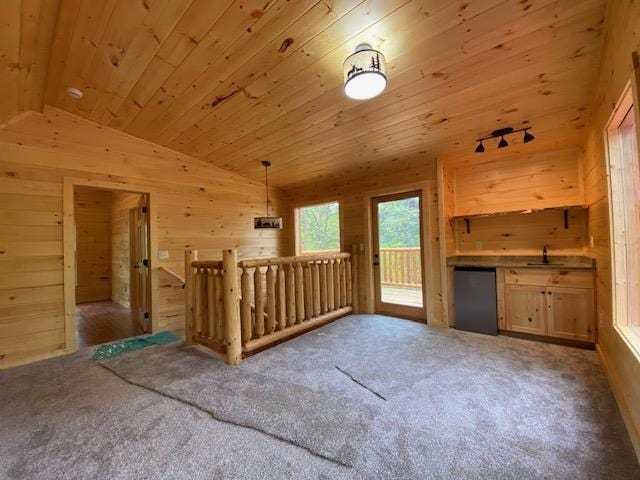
75,301,144,348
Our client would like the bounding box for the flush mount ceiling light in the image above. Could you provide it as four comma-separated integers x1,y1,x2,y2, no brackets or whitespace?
65,87,83,99
474,127,535,153
254,161,283,230
343,43,387,100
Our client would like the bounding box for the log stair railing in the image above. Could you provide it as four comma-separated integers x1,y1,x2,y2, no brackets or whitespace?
185,247,358,365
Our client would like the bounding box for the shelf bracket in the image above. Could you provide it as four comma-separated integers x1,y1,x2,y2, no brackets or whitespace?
464,218,471,234
563,209,569,229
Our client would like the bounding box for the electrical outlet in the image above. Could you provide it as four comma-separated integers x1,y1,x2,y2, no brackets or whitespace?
159,250,170,260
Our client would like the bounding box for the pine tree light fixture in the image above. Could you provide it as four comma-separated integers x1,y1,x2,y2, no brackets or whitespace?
254,161,282,229
343,44,387,100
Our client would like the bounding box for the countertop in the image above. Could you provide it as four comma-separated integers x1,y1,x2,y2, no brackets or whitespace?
446,255,596,270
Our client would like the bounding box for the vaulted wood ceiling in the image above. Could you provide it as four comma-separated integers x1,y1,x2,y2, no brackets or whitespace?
2,0,608,189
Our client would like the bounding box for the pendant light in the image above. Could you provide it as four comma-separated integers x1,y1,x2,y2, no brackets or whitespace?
343,44,387,100
254,161,282,229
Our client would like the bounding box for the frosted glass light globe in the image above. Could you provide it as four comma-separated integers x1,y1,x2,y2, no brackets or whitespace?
344,71,387,100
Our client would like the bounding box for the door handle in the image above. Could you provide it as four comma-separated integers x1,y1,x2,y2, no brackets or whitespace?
373,261,379,266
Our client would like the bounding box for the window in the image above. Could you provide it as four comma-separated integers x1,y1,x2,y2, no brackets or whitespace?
606,81,640,352
295,201,341,255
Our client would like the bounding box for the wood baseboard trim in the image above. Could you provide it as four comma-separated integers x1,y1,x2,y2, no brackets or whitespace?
597,344,640,462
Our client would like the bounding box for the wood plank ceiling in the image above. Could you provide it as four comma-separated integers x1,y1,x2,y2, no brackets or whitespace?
4,0,608,189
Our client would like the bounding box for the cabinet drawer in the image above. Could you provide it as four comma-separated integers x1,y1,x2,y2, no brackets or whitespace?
504,268,593,289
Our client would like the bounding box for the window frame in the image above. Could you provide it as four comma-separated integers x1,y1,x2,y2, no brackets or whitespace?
293,200,344,256
605,77,640,356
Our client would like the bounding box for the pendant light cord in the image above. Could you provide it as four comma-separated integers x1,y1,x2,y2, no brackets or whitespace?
264,162,269,217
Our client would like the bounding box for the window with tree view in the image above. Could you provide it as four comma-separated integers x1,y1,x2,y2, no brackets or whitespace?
296,202,341,255
607,82,640,352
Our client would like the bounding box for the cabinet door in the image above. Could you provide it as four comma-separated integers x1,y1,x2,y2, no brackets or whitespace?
505,285,547,335
546,287,595,342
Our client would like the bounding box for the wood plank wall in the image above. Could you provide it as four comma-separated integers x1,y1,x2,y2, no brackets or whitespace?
451,147,586,217
581,0,640,457
110,191,143,308
0,107,285,368
454,208,588,256
284,160,444,326
74,187,111,303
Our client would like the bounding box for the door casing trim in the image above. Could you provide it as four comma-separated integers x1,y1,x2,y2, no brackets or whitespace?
62,177,159,353
363,181,435,323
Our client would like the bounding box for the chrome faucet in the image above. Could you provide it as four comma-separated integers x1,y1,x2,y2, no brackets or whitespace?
542,245,549,264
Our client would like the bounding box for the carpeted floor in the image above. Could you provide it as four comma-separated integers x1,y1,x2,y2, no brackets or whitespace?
0,314,638,479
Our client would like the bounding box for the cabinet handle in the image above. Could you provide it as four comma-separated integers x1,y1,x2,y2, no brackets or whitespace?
540,291,545,294
548,292,552,295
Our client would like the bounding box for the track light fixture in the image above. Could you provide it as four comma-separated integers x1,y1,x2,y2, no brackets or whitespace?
474,127,535,153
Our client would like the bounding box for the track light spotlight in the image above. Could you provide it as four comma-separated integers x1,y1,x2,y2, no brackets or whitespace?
475,141,485,153
523,129,535,143
498,136,508,148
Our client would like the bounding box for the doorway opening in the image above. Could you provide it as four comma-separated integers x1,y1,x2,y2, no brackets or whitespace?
73,187,151,348
372,190,427,321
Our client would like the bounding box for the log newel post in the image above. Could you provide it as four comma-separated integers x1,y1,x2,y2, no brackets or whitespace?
184,249,198,345
223,248,242,365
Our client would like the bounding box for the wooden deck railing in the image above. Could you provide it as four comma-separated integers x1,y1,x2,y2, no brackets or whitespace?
185,247,358,365
379,247,422,288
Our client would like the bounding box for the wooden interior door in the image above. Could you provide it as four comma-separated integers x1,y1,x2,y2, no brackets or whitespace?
372,190,427,321
129,195,151,332
505,284,547,335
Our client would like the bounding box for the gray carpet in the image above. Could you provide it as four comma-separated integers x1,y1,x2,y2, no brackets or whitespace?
0,314,638,479
99,346,377,467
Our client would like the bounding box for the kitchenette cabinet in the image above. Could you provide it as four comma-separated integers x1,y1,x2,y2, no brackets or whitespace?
499,268,595,343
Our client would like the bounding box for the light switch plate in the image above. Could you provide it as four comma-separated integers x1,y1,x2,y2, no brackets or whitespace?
159,250,170,260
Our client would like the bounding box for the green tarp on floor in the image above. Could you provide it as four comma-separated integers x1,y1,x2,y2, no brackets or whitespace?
92,331,181,361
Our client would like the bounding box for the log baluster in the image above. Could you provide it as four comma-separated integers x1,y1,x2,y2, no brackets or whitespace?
320,260,328,314
286,263,296,326
207,269,215,337
254,266,265,338
345,256,352,306
240,267,252,343
327,259,335,311
214,269,224,341
312,261,321,317
340,258,347,307
295,261,305,323
276,265,286,330
303,262,313,320
333,259,341,310
184,250,197,345
194,268,204,334
266,265,276,334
